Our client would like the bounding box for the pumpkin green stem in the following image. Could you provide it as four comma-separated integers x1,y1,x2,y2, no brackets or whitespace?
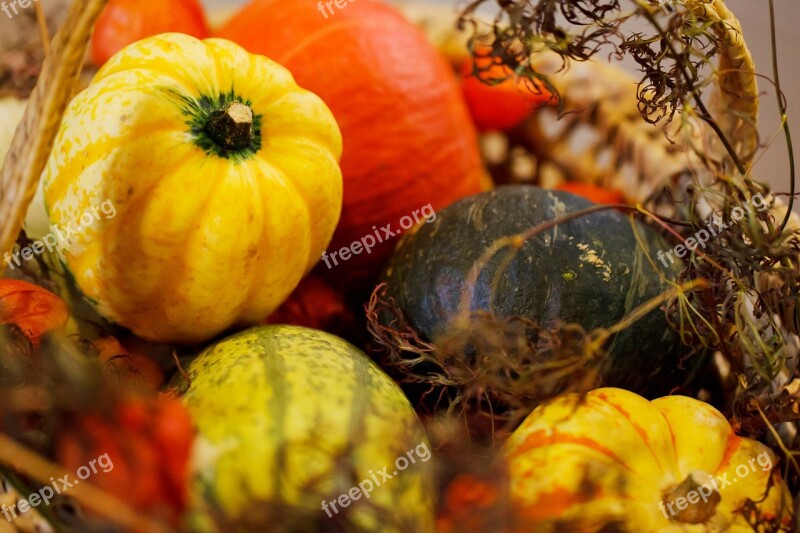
178,90,263,162
662,472,720,524
205,101,254,152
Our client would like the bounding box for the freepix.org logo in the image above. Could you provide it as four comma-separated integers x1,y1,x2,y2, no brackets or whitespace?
2,453,114,523
656,193,768,268
3,200,117,271
321,203,436,269
1,0,39,20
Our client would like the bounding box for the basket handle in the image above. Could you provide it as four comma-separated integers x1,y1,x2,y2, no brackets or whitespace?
0,0,109,263
688,0,759,168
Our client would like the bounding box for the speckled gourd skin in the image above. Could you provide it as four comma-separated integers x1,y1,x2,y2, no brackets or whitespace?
172,325,435,532
380,185,686,395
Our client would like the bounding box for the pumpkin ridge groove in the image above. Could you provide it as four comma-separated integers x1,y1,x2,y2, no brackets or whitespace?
250,156,315,273
714,435,743,475
259,334,288,500
597,396,666,473
507,429,636,475
275,18,374,67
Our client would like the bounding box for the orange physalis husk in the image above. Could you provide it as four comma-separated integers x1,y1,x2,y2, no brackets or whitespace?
56,394,195,525
0,279,69,346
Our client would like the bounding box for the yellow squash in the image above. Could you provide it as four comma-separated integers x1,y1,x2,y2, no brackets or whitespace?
172,325,436,531
43,33,343,343
503,388,792,531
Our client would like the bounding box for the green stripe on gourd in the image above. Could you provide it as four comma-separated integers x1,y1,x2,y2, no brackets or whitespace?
172,325,434,532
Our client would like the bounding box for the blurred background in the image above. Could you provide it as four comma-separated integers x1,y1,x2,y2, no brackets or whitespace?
0,0,797,193
716,0,798,195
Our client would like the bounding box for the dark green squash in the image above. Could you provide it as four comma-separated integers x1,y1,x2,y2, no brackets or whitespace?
378,185,687,395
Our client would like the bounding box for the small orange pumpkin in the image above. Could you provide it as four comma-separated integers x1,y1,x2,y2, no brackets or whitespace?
461,46,555,132
90,0,210,66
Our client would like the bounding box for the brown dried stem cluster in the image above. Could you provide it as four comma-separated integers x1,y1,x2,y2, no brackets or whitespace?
367,283,601,439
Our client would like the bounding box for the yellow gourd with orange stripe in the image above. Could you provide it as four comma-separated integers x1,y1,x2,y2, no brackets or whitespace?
503,388,792,531
43,33,343,343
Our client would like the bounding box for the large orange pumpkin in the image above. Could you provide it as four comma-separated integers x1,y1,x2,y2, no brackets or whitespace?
218,0,487,285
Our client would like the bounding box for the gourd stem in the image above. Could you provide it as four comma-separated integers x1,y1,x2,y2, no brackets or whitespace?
204,101,254,151
662,472,720,524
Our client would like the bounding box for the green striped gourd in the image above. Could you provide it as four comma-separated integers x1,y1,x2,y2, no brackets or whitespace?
172,325,435,531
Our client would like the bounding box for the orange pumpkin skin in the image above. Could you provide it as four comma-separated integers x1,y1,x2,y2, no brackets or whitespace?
461,46,555,132
218,0,486,284
90,0,209,66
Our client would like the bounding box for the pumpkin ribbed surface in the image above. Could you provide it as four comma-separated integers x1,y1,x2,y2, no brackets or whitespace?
504,388,792,531
43,34,343,343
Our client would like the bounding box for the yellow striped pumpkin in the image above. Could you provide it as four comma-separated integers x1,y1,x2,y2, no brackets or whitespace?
172,325,435,531
503,388,792,531
43,33,343,343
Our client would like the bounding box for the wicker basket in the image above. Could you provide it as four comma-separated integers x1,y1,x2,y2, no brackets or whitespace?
401,0,800,342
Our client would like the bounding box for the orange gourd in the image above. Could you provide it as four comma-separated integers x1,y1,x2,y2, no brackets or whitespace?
90,0,209,66
218,0,487,285
461,46,555,132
